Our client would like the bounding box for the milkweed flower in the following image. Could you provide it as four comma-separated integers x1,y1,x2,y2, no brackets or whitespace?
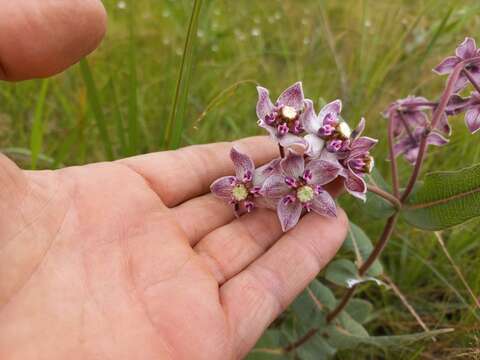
256,82,308,149
433,37,480,93
462,91,480,134
302,99,345,158
335,119,378,201
393,128,448,164
210,148,265,214
261,151,339,232
382,96,442,136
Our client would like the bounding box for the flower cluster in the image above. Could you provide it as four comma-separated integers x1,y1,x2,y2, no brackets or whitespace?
384,37,480,164
211,82,378,232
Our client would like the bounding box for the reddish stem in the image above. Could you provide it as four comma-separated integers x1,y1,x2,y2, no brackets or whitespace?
400,59,474,202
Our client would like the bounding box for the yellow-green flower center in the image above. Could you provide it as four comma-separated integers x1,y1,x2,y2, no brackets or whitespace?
281,106,298,120
232,184,249,201
297,185,314,203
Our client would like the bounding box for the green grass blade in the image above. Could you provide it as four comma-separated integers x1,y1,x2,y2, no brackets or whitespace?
30,80,49,170
163,0,203,149
79,58,114,160
127,0,139,155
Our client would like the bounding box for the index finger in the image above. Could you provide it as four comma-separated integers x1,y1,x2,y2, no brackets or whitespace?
119,136,278,207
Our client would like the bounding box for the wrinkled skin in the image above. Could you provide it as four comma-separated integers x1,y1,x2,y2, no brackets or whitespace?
0,2,348,359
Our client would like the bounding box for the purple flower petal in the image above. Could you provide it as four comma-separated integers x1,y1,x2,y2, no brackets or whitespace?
318,99,342,122
304,134,325,158
350,136,378,157
277,197,303,232
453,74,470,93
280,151,305,179
344,170,367,202
277,82,304,110
433,56,461,75
465,108,480,133
311,191,337,218
302,99,320,134
437,113,452,136
230,147,255,181
306,159,341,185
426,132,449,147
256,86,275,121
254,158,282,186
351,117,365,139
279,133,307,149
404,148,420,164
261,174,291,199
210,176,236,200
456,37,477,59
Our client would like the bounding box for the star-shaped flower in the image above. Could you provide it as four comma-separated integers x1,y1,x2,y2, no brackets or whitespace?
260,151,339,232
433,37,480,93
256,82,309,149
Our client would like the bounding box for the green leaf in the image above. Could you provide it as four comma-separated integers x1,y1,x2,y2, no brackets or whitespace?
402,164,480,230
325,259,358,287
248,330,289,359
292,280,335,328
364,169,396,219
296,334,336,360
343,223,383,277
345,299,373,324
327,327,452,350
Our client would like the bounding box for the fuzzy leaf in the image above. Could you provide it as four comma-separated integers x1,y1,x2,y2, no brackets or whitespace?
402,164,480,230
327,327,452,350
248,330,289,359
343,222,383,277
325,259,358,287
296,334,336,360
292,280,336,327
345,299,374,324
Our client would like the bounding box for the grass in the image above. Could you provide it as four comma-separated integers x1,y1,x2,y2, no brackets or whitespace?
0,0,479,358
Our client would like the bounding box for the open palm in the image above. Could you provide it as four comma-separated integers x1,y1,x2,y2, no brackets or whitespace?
0,137,347,359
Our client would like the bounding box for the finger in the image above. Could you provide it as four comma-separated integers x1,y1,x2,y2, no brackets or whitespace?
172,179,345,247
0,0,106,81
119,136,278,207
171,193,236,246
194,209,283,283
220,209,348,358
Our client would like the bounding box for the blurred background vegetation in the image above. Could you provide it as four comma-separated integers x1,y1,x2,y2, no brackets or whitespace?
0,0,479,358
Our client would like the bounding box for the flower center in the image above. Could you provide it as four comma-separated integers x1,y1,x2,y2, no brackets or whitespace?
336,122,352,138
232,184,249,201
296,185,315,203
280,106,298,120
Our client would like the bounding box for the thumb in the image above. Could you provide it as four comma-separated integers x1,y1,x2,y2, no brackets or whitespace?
0,0,107,81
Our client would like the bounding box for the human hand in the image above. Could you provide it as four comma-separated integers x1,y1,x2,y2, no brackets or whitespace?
0,137,347,359
0,2,348,359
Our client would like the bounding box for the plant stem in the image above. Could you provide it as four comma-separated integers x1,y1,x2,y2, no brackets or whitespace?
401,60,466,202
326,214,399,322
387,117,400,198
463,69,480,94
326,286,357,322
358,214,398,275
367,184,401,209
284,328,319,353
